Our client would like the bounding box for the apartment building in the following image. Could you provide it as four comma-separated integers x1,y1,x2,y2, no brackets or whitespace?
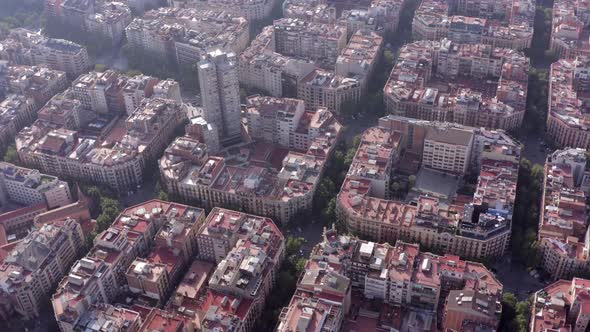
546,57,590,148
110,206,284,332
126,257,173,303
168,0,277,20
165,272,259,332
138,308,191,332
239,23,381,104
279,262,351,332
57,0,95,27
0,94,36,146
244,95,305,148
125,7,249,68
283,1,338,23
0,164,78,248
273,18,347,66
69,70,174,117
277,227,503,331
52,200,194,331
197,207,285,266
0,162,72,209
368,0,408,32
531,278,590,332
383,39,529,131
1,28,90,77
0,218,85,320
283,0,407,34
537,148,590,280
0,65,68,109
45,0,132,46
154,206,206,263
73,303,142,332
422,125,474,174
337,115,521,260
297,68,362,113
339,9,379,37
442,289,502,331
153,79,182,103
160,101,341,224
70,69,127,114
335,29,383,90
165,259,215,318
412,0,534,50
550,0,590,59
85,1,132,45
200,206,286,270
276,287,348,332
50,199,286,332
198,50,242,143
195,208,285,332
0,204,49,246
32,192,94,230
126,205,206,304
17,96,187,191
122,75,160,115
238,26,317,97
53,255,126,332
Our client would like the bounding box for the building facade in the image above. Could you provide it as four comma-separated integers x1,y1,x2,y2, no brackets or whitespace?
0,218,85,320
383,39,529,131
546,57,590,148
336,116,521,260
160,97,341,224
538,148,590,279
198,50,242,143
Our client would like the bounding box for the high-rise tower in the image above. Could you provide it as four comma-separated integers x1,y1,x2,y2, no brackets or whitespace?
198,50,242,144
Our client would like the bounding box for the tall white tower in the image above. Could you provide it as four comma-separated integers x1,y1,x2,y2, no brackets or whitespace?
198,49,242,144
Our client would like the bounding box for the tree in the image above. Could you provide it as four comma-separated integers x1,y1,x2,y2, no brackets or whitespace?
126,70,142,77
158,190,170,201
511,158,544,267
499,295,531,332
79,184,121,231
502,292,518,309
84,186,102,204
383,49,395,65
286,236,305,256
294,257,307,274
343,145,357,167
408,175,416,189
351,135,362,149
391,182,401,197
3,145,19,164
94,64,107,72
315,178,336,211
321,198,337,225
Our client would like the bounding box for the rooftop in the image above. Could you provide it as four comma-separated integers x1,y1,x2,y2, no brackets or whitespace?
339,115,520,243
384,39,529,129
75,304,141,332
548,57,590,132
413,0,534,41
16,95,185,169
126,7,248,55
160,103,341,222
538,147,589,262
